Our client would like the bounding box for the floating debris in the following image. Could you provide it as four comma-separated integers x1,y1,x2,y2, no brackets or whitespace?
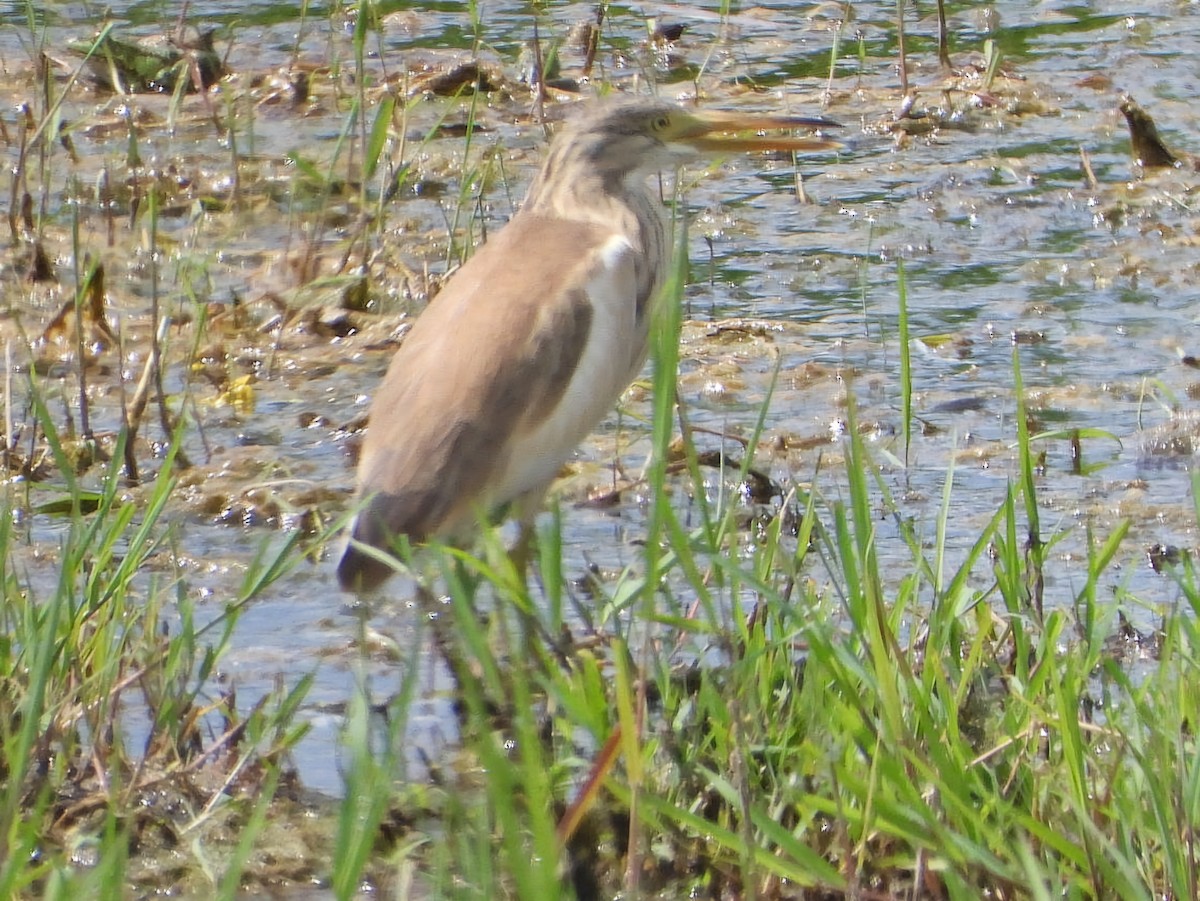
66,27,224,93
410,60,507,97
39,263,118,358
1119,94,1193,171
1146,543,1185,573
26,242,56,283
1137,411,1200,463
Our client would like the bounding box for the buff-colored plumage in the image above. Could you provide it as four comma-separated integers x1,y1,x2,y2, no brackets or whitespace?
338,98,837,592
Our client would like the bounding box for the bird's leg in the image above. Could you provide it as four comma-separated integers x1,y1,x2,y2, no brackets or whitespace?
413,562,498,737
499,518,554,661
510,518,537,583
506,487,571,653
507,483,553,585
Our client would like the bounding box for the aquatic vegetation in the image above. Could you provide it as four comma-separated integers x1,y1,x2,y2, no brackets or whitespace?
3,0,1200,897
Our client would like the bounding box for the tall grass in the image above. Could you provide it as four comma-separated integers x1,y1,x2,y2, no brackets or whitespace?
312,241,1200,899
0,373,313,897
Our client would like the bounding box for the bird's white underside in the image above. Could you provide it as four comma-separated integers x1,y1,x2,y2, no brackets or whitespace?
489,232,645,506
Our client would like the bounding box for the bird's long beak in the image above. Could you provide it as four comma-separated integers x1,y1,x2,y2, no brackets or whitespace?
673,109,843,153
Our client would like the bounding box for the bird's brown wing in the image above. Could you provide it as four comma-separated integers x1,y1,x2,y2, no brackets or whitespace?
338,214,628,591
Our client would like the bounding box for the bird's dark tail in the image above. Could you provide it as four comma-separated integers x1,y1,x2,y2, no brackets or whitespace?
336,546,393,593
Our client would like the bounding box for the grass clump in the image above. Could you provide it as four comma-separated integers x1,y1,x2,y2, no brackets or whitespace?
0,402,315,898
335,338,1200,900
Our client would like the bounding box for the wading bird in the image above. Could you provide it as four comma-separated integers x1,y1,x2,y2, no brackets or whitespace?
337,97,839,592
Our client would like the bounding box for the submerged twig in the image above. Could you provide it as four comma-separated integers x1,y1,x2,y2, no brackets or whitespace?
3,341,11,472
8,104,29,243
582,3,605,81
936,0,952,69
530,20,548,123
1079,146,1098,190
146,189,191,469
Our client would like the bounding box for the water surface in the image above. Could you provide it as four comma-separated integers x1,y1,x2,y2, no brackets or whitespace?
7,0,1200,796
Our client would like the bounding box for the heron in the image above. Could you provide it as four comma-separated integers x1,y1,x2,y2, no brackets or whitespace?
337,97,839,592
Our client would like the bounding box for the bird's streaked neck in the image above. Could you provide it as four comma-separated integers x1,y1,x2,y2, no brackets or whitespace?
522,135,671,325
523,128,671,219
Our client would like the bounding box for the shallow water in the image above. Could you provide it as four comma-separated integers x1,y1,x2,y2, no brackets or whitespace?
8,1,1200,796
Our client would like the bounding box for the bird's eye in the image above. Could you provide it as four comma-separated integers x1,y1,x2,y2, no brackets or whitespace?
654,115,670,131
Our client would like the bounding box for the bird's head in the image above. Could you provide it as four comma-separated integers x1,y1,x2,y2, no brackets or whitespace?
553,97,841,184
